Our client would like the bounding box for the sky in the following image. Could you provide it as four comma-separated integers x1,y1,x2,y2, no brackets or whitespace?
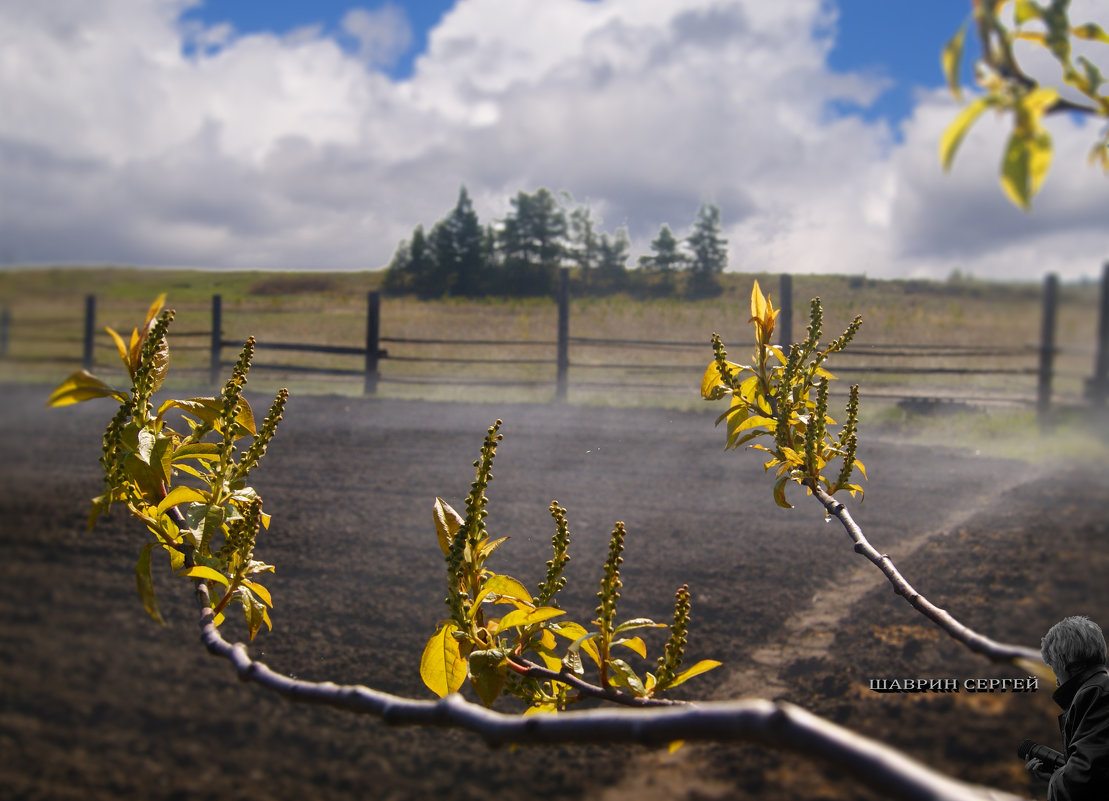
0,0,1105,281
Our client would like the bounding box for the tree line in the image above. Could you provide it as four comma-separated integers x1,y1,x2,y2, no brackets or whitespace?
382,187,730,298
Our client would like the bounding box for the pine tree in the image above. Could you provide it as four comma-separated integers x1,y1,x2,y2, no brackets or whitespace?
596,229,630,290
432,186,487,297
638,224,687,292
686,202,727,297
498,188,568,296
568,204,599,289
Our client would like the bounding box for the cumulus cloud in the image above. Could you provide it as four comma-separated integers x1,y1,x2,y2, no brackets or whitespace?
0,0,1103,279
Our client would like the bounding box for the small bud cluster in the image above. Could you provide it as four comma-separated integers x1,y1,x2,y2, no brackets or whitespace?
655,584,692,690
536,501,571,608
804,379,830,479
708,333,738,396
99,399,134,496
234,388,289,481
463,420,502,550
595,522,626,639
835,384,861,490
132,310,175,417
218,338,255,466
828,315,863,353
219,497,263,573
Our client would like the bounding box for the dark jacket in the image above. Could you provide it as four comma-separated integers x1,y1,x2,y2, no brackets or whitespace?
1049,665,1109,801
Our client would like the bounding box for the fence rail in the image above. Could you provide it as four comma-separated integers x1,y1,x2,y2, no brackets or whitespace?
4,265,1109,422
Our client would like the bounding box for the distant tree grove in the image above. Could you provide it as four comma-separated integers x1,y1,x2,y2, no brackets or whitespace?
382,187,729,299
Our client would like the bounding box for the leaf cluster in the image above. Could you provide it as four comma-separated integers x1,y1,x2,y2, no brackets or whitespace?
701,281,865,509
47,296,287,639
421,422,719,710
941,0,1109,209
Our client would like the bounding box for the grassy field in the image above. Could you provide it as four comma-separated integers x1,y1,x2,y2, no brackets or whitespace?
0,266,1101,413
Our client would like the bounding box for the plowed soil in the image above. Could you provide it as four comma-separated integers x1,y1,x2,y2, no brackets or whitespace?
2,384,1107,800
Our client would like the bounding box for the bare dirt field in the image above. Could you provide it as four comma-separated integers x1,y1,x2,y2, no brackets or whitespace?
2,383,1107,800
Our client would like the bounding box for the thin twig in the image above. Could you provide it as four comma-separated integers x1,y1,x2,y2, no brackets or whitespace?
807,482,1044,668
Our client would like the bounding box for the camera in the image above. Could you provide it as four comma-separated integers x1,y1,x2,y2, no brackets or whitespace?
1018,739,1067,772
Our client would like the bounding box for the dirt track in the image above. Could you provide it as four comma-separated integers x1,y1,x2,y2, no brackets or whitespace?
2,384,1107,800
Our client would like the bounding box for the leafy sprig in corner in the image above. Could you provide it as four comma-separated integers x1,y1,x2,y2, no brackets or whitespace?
48,295,287,640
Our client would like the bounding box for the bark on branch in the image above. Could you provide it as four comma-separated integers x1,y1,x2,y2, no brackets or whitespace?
195,583,1027,801
807,482,1044,669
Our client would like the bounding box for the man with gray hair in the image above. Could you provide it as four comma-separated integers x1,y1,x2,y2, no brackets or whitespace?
1026,615,1109,799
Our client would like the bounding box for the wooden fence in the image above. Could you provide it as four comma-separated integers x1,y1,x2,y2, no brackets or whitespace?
4,266,1109,420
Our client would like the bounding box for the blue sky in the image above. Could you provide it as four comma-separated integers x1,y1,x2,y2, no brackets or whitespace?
0,0,1103,279
183,0,974,125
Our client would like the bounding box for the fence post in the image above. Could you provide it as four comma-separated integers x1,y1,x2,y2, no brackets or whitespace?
1091,262,1109,407
83,295,96,371
778,274,793,349
556,268,569,401
364,291,381,396
209,295,222,386
0,307,9,357
1037,272,1059,426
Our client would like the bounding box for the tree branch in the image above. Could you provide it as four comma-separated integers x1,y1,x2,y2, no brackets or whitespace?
194,581,1025,801
806,482,1044,669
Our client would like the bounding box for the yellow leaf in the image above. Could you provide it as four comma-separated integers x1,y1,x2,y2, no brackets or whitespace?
939,96,992,172
474,574,534,610
179,565,230,586
420,623,468,697
1013,0,1040,25
615,636,647,659
105,327,132,374
1013,30,1047,46
668,740,685,755
46,370,128,407
941,25,966,100
156,485,208,517
241,579,272,607
1072,23,1109,44
750,280,767,323
135,542,165,625
499,606,565,630
667,659,723,689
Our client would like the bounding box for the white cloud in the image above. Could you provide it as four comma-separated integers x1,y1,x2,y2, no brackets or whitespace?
0,0,1103,279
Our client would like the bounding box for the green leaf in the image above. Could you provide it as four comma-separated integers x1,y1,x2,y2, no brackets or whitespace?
46,371,128,407
614,617,665,635
156,485,208,517
606,658,646,696
468,649,508,707
939,96,992,172
941,24,966,100
135,543,165,625
665,659,722,690
1000,127,1053,210
421,623,468,697
499,606,565,630
433,497,463,556
171,443,221,462
179,565,229,586
239,585,270,641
